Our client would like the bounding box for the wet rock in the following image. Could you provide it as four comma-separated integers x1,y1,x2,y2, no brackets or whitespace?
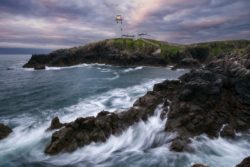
34,65,45,70
0,123,12,140
170,137,190,152
165,57,250,149
220,125,235,138
192,164,209,167
45,91,163,155
236,156,250,167
47,117,65,131
176,58,201,69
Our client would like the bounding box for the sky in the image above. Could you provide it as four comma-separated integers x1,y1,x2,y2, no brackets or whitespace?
0,0,250,49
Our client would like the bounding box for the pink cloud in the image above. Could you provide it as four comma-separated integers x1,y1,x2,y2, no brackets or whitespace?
127,0,185,27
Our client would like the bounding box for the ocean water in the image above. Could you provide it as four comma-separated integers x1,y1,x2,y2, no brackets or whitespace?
0,54,249,167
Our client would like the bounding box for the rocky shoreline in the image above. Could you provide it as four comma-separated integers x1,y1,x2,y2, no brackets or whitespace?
21,38,250,165
23,39,250,70
44,46,250,155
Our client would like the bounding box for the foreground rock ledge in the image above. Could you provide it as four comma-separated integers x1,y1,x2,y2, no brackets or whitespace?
236,156,250,167
45,90,167,155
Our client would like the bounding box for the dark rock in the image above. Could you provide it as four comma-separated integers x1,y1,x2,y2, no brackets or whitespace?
179,58,200,68
23,39,168,70
34,65,45,70
0,123,12,140
236,157,250,167
192,164,209,167
47,117,65,131
220,125,235,138
173,57,201,70
170,137,190,152
45,90,163,155
165,55,250,149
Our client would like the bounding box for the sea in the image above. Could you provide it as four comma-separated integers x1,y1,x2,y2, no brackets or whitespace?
0,54,249,167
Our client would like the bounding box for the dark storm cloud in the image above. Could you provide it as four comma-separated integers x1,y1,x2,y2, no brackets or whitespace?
0,0,249,48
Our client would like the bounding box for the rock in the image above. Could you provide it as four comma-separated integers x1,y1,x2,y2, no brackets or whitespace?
34,65,45,70
220,125,235,138
170,137,190,152
45,90,163,155
23,39,168,70
6,67,14,70
47,117,65,131
236,157,250,167
165,56,250,149
192,164,209,167
179,58,200,68
172,58,201,69
0,123,12,140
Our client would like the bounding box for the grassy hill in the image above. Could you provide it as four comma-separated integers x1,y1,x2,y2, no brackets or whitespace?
24,37,250,69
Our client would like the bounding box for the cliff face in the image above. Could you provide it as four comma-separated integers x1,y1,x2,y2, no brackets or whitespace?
23,38,166,69
23,38,250,70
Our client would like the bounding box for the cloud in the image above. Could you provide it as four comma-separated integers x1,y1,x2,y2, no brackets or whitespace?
0,0,249,49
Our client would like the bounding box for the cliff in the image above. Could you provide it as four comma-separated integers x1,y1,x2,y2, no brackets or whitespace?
23,38,250,70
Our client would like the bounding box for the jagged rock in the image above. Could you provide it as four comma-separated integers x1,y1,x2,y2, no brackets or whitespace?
220,125,235,138
45,91,163,155
192,164,209,167
47,117,65,131
175,58,201,69
170,137,190,152
165,57,250,149
236,157,250,167
0,123,12,140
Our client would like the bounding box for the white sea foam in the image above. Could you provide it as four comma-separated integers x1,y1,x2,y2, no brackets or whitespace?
58,79,164,122
123,66,144,73
1,63,249,167
30,104,250,167
45,64,91,71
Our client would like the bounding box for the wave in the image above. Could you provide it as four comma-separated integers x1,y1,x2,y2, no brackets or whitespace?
40,104,174,166
45,64,91,71
123,66,144,73
1,63,249,166
0,79,164,162
26,105,250,167
58,79,164,122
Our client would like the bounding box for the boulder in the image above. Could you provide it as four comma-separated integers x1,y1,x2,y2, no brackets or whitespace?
0,123,12,140
47,117,65,131
170,137,190,152
220,125,235,138
236,157,250,167
192,164,209,167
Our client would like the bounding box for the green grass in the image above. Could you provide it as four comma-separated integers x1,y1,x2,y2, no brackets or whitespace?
85,38,250,64
192,40,250,57
105,38,159,54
